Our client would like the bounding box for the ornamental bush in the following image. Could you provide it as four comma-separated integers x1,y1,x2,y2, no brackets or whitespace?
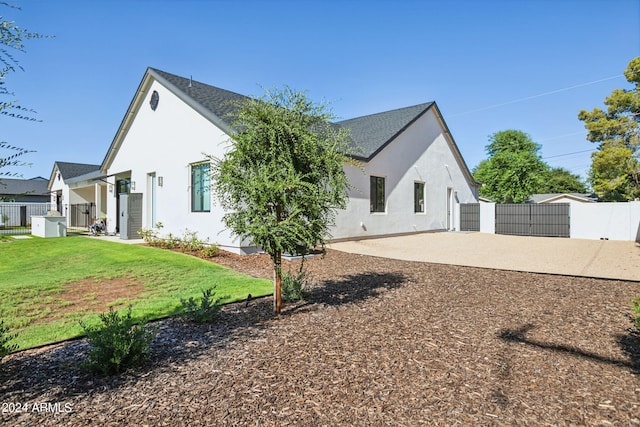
0,319,17,363
200,243,219,258
180,287,226,324
80,306,156,375
281,268,307,302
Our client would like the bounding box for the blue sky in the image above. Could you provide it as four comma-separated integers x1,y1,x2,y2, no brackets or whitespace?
3,0,639,182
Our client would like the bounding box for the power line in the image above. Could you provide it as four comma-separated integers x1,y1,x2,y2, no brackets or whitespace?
542,149,595,160
450,75,624,117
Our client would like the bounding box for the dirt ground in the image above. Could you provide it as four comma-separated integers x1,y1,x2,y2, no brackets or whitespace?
1,249,639,426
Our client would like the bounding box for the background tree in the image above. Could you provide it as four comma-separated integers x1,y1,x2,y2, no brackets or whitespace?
1,3,47,177
578,56,640,201
212,87,352,314
540,167,588,194
472,129,549,203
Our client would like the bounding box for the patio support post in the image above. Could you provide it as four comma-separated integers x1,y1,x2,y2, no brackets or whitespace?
94,183,102,222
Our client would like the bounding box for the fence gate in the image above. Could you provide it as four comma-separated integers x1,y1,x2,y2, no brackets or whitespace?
460,203,480,231
495,203,570,237
68,203,96,229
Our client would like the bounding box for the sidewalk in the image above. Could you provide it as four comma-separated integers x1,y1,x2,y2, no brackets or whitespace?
83,234,144,244
329,232,640,282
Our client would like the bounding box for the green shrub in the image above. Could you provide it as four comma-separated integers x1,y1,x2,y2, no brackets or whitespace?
633,297,640,331
80,306,156,375
201,244,219,258
138,222,163,246
180,229,206,252
0,319,18,362
281,268,307,302
163,232,180,249
180,287,226,323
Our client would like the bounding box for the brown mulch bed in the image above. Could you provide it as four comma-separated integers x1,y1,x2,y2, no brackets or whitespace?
1,249,639,426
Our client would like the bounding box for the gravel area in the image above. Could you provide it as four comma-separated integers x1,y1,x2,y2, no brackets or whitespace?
1,249,639,426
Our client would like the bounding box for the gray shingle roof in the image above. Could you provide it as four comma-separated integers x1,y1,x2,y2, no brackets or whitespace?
0,177,49,197
54,162,101,180
102,68,477,187
150,69,436,161
336,103,435,159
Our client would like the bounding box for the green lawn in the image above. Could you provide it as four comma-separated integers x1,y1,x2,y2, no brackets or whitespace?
0,236,272,350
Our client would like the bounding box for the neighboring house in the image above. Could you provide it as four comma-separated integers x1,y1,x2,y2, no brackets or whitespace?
48,161,107,228
528,193,598,204
0,177,49,202
98,67,479,252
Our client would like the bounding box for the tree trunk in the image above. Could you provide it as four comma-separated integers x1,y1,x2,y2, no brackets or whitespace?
274,250,282,315
274,203,283,315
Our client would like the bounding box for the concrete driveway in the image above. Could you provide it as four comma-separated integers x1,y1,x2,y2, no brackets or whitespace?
329,232,640,282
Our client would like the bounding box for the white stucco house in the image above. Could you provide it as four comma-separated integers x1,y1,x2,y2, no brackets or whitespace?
48,161,107,229
95,68,479,253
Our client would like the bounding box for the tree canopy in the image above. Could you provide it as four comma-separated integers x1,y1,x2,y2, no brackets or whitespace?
473,129,590,202
212,87,352,314
578,56,640,201
473,130,550,203
540,167,588,194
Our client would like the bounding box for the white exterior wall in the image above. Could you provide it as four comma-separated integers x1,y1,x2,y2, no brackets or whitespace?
106,81,241,251
49,172,71,224
570,201,640,241
68,186,94,204
332,109,477,240
49,175,68,210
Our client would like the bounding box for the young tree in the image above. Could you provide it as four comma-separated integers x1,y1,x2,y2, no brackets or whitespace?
1,3,47,177
578,56,640,201
472,129,549,203
212,87,352,314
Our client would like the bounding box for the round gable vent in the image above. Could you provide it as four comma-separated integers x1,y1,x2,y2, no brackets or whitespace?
150,90,159,111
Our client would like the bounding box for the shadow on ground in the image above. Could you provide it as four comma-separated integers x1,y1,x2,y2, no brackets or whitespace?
285,271,407,314
498,323,640,375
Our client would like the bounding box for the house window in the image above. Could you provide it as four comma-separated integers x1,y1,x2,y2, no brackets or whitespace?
116,179,131,195
191,162,211,212
370,176,385,213
414,182,425,213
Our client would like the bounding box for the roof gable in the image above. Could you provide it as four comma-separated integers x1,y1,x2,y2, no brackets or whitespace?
48,161,100,190
336,103,434,159
54,161,101,180
150,68,249,132
101,68,249,171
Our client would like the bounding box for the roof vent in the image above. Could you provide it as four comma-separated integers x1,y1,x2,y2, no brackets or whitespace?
189,75,193,88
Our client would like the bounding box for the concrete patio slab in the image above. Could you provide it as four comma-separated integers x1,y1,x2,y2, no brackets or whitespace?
329,232,640,282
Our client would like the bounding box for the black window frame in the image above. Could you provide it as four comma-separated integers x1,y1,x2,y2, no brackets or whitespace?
414,181,425,213
370,175,386,213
